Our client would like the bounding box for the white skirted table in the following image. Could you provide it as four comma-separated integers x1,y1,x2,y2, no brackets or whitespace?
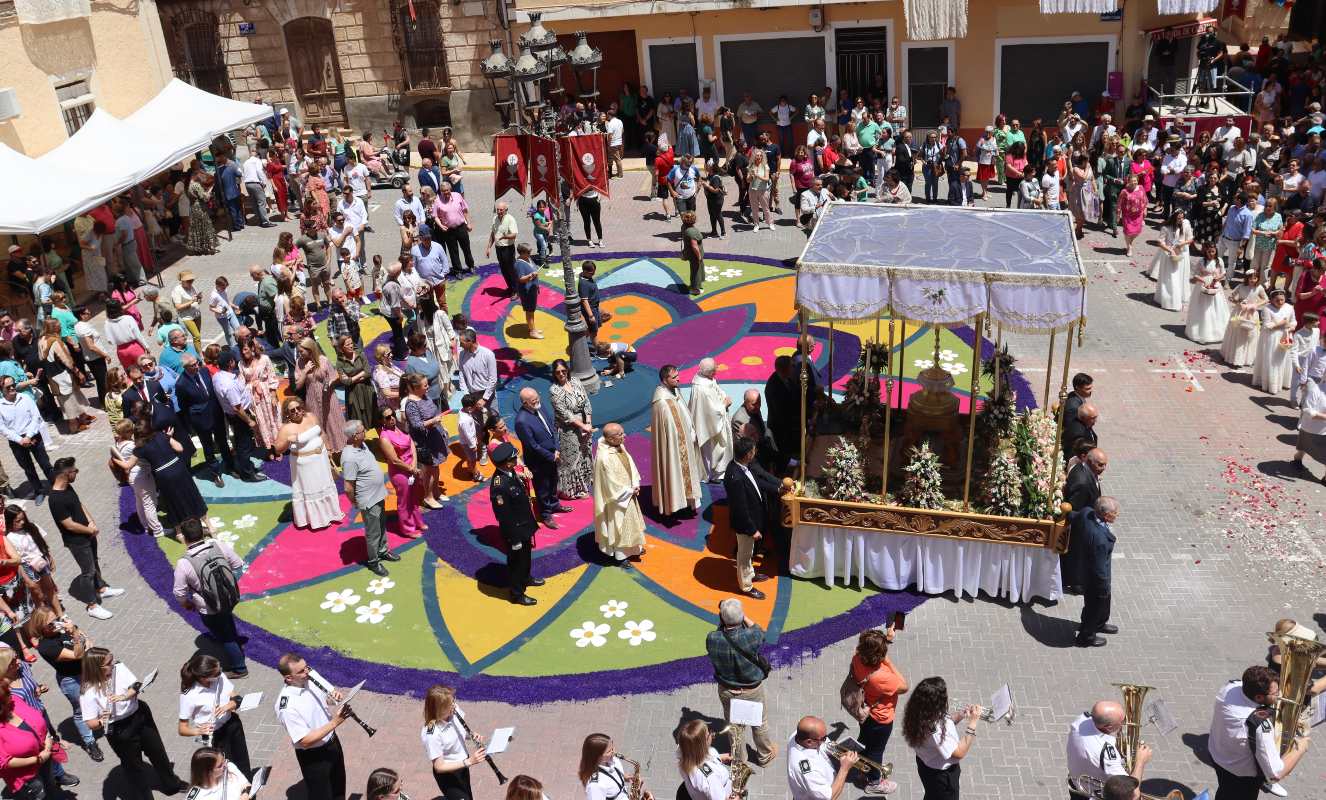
789,523,1062,603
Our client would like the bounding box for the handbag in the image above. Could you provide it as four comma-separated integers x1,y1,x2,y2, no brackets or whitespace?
720,626,771,680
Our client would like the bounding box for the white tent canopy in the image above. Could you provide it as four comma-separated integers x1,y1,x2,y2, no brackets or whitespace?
3,80,272,234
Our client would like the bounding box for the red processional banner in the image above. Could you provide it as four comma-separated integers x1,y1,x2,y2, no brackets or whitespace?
526,135,559,200
560,134,610,199
492,135,528,198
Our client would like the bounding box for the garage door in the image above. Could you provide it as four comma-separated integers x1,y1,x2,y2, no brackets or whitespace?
720,36,827,108
998,41,1109,123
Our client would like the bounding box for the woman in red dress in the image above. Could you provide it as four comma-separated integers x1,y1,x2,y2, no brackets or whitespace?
265,146,289,219
1269,209,1306,292
1294,258,1326,322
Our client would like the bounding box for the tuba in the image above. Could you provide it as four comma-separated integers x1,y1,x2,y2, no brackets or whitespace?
728,761,753,799
823,741,893,782
1069,775,1182,800
1268,629,1326,754
1113,682,1155,775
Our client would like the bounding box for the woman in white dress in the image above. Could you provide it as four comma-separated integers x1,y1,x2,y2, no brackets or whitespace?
1150,210,1193,311
1252,289,1298,394
274,397,344,530
1220,271,1269,367
1186,243,1232,344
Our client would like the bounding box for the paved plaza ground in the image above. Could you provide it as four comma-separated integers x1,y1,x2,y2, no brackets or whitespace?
31,167,1326,800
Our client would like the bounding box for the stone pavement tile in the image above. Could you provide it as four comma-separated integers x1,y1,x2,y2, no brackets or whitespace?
18,177,1326,799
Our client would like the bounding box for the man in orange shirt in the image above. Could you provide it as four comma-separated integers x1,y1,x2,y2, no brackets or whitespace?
848,628,907,795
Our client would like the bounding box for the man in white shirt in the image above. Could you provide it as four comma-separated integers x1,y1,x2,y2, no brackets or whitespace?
241,150,275,227
458,329,498,403
393,184,425,226
1134,116,1159,153
0,376,51,499
669,154,702,214
786,716,857,800
1159,141,1187,219
605,108,625,179
276,653,351,800
336,186,369,267
1215,116,1242,153
345,156,371,201
886,96,907,130
696,86,720,121
798,178,832,231
1207,667,1310,800
1089,115,1117,153
1065,700,1150,791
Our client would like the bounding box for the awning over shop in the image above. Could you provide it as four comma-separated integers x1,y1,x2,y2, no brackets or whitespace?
2,80,271,235
1143,15,1219,41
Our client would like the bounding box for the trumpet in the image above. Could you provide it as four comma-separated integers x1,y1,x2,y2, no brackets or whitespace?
1069,775,1182,800
823,741,893,781
949,702,1015,726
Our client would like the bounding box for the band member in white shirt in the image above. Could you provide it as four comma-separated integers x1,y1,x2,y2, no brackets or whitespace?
786,716,858,800
579,734,652,800
1208,666,1311,800
80,646,187,798
186,747,251,800
178,654,249,777
677,720,732,800
901,677,982,800
274,653,350,800
420,684,487,800
1065,700,1150,794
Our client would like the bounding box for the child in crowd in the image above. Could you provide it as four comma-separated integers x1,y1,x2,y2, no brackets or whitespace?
1290,312,1320,408
209,276,240,349
108,419,164,538
457,392,483,482
596,340,637,386
340,247,364,303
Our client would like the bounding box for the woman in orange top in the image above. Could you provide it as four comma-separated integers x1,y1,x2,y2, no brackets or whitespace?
848,628,908,795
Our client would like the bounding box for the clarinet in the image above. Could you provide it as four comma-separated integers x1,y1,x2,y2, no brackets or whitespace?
306,672,377,737
454,712,507,784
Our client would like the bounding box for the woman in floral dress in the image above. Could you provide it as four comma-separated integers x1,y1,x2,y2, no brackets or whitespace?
294,337,348,457
185,169,218,256
549,359,594,499
240,340,281,457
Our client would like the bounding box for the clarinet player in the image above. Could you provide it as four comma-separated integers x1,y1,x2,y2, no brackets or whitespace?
421,684,487,800
178,654,250,777
275,652,350,800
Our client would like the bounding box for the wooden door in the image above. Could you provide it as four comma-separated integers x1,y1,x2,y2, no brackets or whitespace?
284,18,346,127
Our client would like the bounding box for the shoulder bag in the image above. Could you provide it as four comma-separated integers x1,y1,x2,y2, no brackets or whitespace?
720,626,771,680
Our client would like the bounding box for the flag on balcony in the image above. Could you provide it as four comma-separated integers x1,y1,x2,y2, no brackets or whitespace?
903,0,968,40
494,134,528,198
527,135,559,200
560,134,611,200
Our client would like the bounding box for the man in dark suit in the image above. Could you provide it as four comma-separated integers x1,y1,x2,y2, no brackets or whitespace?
723,438,779,600
489,442,545,606
174,354,233,487
1060,402,1099,462
123,360,196,462
514,387,566,528
732,389,782,474
1074,496,1120,648
1062,372,1094,425
1062,447,1107,593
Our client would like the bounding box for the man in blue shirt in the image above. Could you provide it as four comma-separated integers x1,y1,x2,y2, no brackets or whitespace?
214,154,244,232
1220,192,1258,283
410,224,451,289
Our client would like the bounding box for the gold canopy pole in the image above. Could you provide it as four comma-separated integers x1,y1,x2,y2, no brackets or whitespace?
827,321,835,402
992,323,1004,400
1046,322,1077,498
880,302,896,501
962,313,984,510
798,311,808,486
1043,329,1056,408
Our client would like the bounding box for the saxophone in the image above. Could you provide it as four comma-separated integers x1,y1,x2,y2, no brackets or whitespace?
729,760,753,799
616,755,643,800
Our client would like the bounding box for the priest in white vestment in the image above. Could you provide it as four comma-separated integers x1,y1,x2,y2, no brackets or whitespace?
592,423,646,564
651,365,703,516
687,358,734,482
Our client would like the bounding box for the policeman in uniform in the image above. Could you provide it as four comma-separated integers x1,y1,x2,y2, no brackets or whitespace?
1208,666,1311,800
786,716,858,800
274,652,350,800
1065,700,1150,797
490,442,544,606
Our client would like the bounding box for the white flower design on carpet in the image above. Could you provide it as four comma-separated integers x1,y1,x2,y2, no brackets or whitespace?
366,577,396,595
617,620,657,646
570,621,610,647
320,589,361,613
232,514,260,530
355,600,393,624
599,599,628,618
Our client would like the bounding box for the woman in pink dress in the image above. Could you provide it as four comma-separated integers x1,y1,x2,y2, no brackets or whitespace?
110,274,142,328
1118,173,1148,257
1129,148,1155,207
1294,259,1326,322
294,337,349,457
240,340,281,457
129,204,155,275
378,407,424,537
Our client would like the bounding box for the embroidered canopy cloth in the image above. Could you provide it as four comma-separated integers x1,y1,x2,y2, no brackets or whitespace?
795,203,1087,333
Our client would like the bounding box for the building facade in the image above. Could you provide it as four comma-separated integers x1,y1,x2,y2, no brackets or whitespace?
509,0,1293,145
0,0,173,156
156,0,504,150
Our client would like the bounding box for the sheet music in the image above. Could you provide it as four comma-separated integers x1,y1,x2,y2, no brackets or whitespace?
140,669,158,691
729,698,763,726
990,685,1012,722
1313,692,1326,727
338,679,366,708
249,766,270,798
239,692,264,713
488,727,514,754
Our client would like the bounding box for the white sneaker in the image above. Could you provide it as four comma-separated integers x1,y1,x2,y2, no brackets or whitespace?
99,587,126,599
1265,782,1288,797
87,606,113,620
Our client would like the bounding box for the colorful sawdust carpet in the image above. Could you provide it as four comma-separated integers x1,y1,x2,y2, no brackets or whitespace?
124,252,1029,702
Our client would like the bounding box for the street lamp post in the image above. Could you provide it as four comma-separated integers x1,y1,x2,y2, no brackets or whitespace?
483,12,601,394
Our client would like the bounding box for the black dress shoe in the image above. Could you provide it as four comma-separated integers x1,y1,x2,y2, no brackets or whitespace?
365,562,389,576
1099,624,1119,634
381,551,402,562
55,773,79,787
510,593,537,606
529,576,546,586
240,472,265,483
744,587,766,600
212,474,225,488
1076,636,1107,647
542,517,561,529
555,504,574,513
753,573,771,583
85,741,104,762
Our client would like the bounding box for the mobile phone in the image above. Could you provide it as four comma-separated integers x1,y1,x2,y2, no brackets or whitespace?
892,612,906,631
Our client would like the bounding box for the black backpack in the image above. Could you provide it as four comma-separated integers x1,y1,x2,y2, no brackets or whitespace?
186,541,241,613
